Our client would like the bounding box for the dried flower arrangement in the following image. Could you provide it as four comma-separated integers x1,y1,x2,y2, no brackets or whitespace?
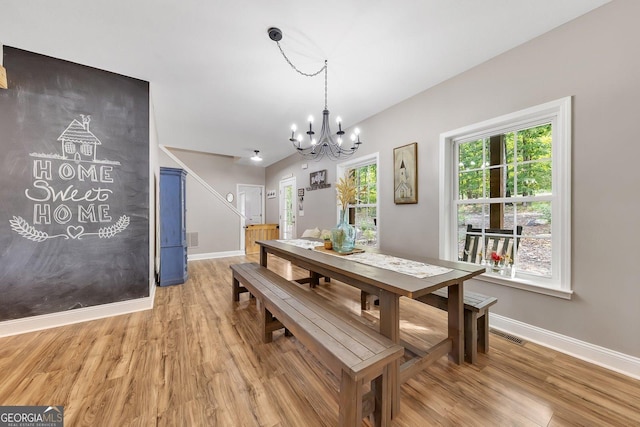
335,174,356,213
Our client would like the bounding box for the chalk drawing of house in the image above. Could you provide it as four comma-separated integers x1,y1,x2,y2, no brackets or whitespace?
57,115,101,162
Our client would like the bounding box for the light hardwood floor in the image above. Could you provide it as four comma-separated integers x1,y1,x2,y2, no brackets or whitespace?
0,255,638,426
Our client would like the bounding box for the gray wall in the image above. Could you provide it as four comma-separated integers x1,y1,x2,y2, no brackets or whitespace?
265,155,340,235
265,0,640,357
160,148,265,255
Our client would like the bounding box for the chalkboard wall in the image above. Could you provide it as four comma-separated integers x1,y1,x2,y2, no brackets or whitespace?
0,46,150,321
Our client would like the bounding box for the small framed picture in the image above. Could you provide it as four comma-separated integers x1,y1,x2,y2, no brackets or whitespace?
393,142,418,204
309,169,327,188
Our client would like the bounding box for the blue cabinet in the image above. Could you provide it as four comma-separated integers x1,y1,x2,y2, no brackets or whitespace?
159,167,187,286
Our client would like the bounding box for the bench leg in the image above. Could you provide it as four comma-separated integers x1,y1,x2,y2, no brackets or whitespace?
338,371,363,427
478,310,490,354
370,365,392,427
232,276,241,302
464,311,479,364
260,304,274,343
232,275,251,303
231,277,240,303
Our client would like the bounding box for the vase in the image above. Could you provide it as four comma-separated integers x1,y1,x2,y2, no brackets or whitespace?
331,210,356,253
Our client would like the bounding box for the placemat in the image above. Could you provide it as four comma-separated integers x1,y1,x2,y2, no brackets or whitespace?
276,239,319,250
313,246,365,256
343,252,452,279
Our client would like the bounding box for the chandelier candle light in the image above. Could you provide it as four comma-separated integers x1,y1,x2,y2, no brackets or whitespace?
268,27,362,161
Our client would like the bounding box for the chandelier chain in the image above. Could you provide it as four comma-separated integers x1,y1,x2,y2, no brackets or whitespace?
269,26,362,161
275,41,326,77
276,41,328,109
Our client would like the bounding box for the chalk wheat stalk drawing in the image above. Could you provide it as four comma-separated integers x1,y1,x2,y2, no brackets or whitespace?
9,215,130,241
9,216,57,242
97,215,130,238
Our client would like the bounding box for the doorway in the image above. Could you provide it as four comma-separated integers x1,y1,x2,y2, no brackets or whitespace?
279,177,296,239
237,184,265,252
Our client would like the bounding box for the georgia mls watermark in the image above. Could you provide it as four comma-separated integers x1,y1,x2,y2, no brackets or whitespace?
0,406,63,427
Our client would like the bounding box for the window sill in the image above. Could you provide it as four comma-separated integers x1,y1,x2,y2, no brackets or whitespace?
473,271,573,299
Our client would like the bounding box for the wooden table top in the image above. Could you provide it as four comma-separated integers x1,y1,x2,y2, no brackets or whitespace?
257,239,485,299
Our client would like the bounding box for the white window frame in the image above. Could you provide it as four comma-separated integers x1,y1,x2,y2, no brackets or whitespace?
337,152,380,248
439,97,572,299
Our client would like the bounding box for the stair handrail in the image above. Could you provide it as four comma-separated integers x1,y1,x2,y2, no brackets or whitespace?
159,145,246,219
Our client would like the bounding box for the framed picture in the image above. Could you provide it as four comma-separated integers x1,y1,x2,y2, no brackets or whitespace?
309,169,327,188
393,142,418,204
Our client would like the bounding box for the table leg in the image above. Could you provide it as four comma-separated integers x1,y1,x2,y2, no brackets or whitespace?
378,289,400,418
447,282,464,364
260,245,268,267
309,271,321,288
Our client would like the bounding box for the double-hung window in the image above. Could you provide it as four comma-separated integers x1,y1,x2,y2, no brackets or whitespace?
337,153,379,248
440,97,572,297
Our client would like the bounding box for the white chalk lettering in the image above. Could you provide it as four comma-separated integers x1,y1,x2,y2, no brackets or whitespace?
25,180,112,203
78,204,112,223
58,163,76,180
33,160,52,180
78,164,98,182
78,204,97,223
99,204,112,222
100,166,113,183
56,162,113,183
33,204,51,225
54,204,73,224
13,116,131,241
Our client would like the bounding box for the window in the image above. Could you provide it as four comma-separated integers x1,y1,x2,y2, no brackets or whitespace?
80,143,93,156
64,141,76,154
440,97,572,298
337,153,379,247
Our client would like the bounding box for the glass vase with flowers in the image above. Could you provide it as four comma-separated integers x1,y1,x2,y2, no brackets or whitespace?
490,251,504,274
331,174,357,253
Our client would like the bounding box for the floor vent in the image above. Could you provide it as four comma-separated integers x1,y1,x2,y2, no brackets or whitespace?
490,328,525,346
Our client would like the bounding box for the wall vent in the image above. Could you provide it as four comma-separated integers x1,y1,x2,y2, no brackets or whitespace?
490,328,525,346
187,232,199,248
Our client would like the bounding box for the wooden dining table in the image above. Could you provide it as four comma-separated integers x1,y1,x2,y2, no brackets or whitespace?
257,239,485,416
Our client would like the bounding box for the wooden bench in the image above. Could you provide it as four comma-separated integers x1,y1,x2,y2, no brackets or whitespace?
414,288,497,364
461,224,523,264
231,262,404,427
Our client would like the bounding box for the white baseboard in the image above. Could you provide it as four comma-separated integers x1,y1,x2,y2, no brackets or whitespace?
188,250,245,261
0,284,156,338
491,314,640,380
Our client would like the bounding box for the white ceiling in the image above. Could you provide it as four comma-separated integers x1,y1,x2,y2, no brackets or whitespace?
1,0,608,166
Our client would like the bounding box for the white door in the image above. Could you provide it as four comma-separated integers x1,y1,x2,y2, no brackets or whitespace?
238,185,264,225
279,177,296,239
237,184,264,252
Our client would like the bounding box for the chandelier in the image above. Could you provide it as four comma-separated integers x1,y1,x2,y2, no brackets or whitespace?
268,27,362,160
